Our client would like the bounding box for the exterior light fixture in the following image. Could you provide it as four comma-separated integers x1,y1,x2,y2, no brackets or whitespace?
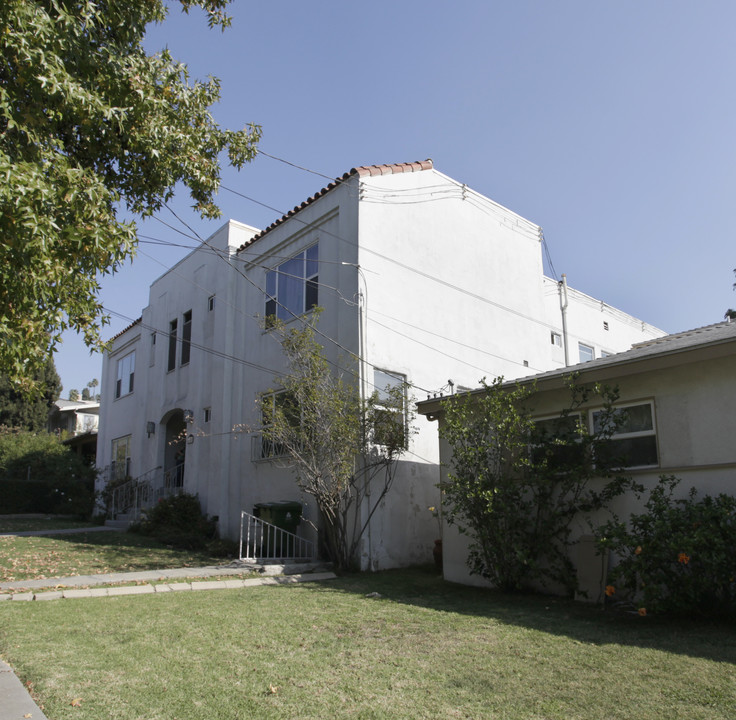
146,421,155,437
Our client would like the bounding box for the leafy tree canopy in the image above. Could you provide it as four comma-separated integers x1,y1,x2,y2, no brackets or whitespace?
0,356,61,431
0,0,261,391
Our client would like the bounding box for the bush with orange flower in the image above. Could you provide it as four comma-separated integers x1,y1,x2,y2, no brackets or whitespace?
597,475,736,617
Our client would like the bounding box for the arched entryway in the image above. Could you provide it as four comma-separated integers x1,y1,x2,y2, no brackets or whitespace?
160,409,186,491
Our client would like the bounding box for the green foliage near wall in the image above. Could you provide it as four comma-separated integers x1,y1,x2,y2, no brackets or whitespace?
439,377,635,595
0,428,95,515
598,475,736,618
134,493,218,551
261,315,411,570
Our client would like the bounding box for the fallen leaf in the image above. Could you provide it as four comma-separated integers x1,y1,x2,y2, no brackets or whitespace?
24,714,32,718
71,697,82,707
268,684,278,695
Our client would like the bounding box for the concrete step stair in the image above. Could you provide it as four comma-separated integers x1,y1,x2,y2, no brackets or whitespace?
105,513,135,530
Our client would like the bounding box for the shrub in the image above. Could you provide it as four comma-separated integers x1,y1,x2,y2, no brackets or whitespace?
598,475,736,618
0,427,96,516
135,493,218,551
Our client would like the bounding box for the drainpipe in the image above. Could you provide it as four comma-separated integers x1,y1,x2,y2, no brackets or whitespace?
559,274,570,367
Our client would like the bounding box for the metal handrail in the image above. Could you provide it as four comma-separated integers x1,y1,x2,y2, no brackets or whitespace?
109,466,162,520
239,511,315,563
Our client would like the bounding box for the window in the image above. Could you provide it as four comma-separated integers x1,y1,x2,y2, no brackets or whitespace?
592,402,658,469
204,407,211,423
265,243,318,324
181,310,192,366
603,321,609,331
257,390,299,459
167,319,177,372
149,332,156,366
111,435,131,481
208,295,215,312
551,332,562,347
531,414,584,467
372,369,407,448
115,351,135,399
578,343,594,363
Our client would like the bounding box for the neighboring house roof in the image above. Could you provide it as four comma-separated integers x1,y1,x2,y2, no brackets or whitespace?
417,320,736,414
55,399,100,412
238,159,434,252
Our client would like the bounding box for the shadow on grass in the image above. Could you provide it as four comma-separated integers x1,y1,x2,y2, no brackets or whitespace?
305,565,736,666
2,529,231,575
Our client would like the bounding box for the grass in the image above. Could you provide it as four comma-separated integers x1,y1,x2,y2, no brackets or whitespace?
0,516,100,533
0,531,234,583
1,568,734,720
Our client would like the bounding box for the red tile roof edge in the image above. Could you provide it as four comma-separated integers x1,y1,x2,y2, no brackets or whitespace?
109,317,142,343
237,159,433,252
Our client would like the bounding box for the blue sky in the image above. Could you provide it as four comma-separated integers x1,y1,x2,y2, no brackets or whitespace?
55,1,736,396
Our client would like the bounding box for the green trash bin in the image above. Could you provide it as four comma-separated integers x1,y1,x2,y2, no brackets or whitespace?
253,501,302,557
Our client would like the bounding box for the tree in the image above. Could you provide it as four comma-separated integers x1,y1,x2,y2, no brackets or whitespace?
68,389,80,401
439,377,636,594
0,356,61,431
0,0,261,392
260,316,411,570
726,269,736,320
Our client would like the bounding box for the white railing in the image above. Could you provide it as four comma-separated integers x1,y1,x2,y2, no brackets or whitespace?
239,511,315,563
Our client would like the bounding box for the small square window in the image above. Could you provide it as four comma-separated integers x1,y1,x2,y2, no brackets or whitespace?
551,332,562,347
603,321,609,331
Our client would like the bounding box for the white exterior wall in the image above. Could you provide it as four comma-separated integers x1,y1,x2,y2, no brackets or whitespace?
542,277,663,368
97,164,666,570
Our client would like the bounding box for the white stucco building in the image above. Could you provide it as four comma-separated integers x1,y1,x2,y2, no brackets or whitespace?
97,160,664,569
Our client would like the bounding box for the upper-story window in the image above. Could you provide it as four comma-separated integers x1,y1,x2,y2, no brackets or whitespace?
578,343,594,363
181,310,192,366
115,351,135,399
167,319,178,372
265,244,318,325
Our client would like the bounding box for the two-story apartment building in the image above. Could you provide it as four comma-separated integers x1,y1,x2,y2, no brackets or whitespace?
96,160,664,569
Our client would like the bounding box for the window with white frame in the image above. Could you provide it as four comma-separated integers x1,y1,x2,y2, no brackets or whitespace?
265,244,318,324
591,401,658,469
578,343,594,363
115,351,135,399
551,332,562,347
371,369,407,448
111,435,131,481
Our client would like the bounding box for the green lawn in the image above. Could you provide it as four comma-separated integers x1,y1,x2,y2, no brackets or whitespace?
0,531,233,584
0,516,99,533
1,568,734,720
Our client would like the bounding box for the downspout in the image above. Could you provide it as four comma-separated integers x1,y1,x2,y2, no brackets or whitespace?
559,273,570,367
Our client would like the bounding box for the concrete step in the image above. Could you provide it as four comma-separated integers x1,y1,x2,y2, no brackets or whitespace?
105,518,131,530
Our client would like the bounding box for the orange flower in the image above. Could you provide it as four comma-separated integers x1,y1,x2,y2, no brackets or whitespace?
634,546,642,555
605,585,615,597
638,607,647,617
678,552,690,565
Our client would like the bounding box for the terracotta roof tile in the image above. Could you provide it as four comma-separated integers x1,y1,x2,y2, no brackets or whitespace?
237,159,433,252
109,317,142,343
